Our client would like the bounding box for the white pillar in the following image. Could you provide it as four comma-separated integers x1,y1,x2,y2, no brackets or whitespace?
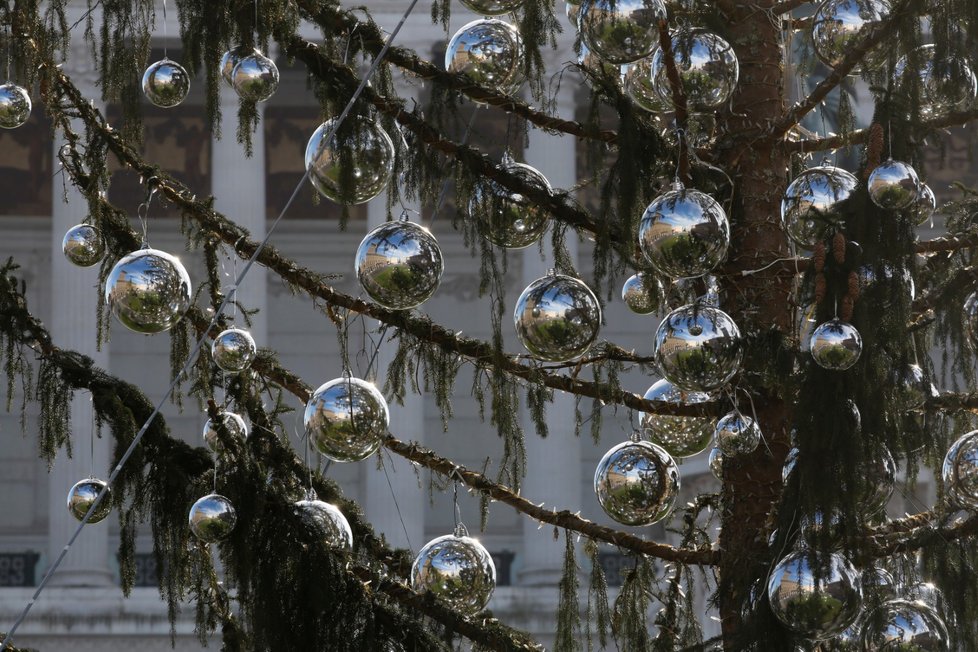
518,87,581,586
211,84,269,343
47,67,113,587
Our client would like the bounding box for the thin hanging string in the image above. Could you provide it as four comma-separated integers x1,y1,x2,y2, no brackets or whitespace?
452,473,464,535
89,395,96,479
4,23,10,82
161,0,168,60
0,2,422,648
136,186,155,246
380,450,414,550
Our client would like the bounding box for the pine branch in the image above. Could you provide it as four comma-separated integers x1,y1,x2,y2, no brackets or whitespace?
867,511,978,556
911,266,978,317
772,0,813,14
927,391,978,412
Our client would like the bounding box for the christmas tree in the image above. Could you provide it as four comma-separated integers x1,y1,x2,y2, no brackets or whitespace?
1,0,978,649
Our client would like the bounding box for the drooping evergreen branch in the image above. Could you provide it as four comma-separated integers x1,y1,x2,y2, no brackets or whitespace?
772,0,814,14
915,231,978,255
911,266,978,317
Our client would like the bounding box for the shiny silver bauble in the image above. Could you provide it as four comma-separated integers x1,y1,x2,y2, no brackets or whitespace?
624,55,671,113
0,82,31,129
621,272,658,314
913,183,936,225
781,166,858,248
811,0,888,71
220,45,253,85
639,180,730,279
189,493,237,543
295,492,353,551
653,303,743,392
355,219,444,310
303,376,389,462
445,19,524,96
459,0,525,14
809,319,862,371
856,262,915,306
211,328,257,373
468,158,551,248
593,439,680,525
963,291,978,351
104,248,192,334
566,1,582,29
411,532,496,615
579,0,667,64
709,447,724,481
142,58,191,108
231,50,280,103
894,44,978,120
861,567,896,600
62,224,105,267
783,446,799,485
868,159,920,210
577,41,624,84
514,273,601,362
203,411,249,454
767,550,863,640
651,28,739,110
67,478,112,524
641,379,715,458
860,599,949,651
304,118,395,205
715,411,761,456
890,364,937,410
855,445,896,516
942,430,978,510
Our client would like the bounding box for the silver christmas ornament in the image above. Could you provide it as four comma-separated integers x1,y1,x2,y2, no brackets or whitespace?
231,50,280,103
942,430,978,510
809,319,862,371
142,58,191,108
653,303,743,392
798,304,818,352
304,118,395,205
913,184,936,225
0,82,31,129
964,291,978,351
861,567,896,600
861,599,949,651
579,0,667,64
295,491,353,551
104,248,192,334
67,478,112,524
355,218,444,310
220,45,253,85
639,180,730,278
468,157,551,248
593,439,680,525
624,55,671,113
62,224,105,267
709,447,724,481
212,328,257,373
203,411,249,454
621,272,658,314
890,364,937,411
566,1,582,28
767,550,863,640
781,166,858,248
856,262,916,305
577,41,623,84
189,493,237,543
514,273,601,362
459,0,525,14
906,582,952,625
894,44,977,119
303,376,389,462
445,19,524,96
811,0,888,71
641,378,715,458
410,530,496,615
855,445,896,516
651,28,740,110
783,446,799,485
715,411,761,456
868,159,920,210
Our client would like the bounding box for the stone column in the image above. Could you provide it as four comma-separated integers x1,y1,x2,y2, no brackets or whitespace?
518,86,581,586
47,56,113,587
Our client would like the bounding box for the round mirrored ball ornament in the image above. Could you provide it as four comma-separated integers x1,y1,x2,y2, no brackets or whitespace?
514,273,601,362
220,45,253,85
854,445,896,516
781,166,858,248
715,411,761,456
811,0,888,71
894,44,978,119
203,411,249,454
104,248,192,334
653,303,743,392
624,55,671,114
889,363,937,411
594,439,680,526
189,493,237,543
142,58,190,108
67,478,112,524
231,50,280,103
708,447,724,481
0,82,31,129
861,599,949,651
809,319,862,371
913,183,936,225
468,157,551,248
621,272,658,315
411,531,496,615
651,28,739,110
964,291,978,352
211,328,257,373
355,218,444,310
295,491,353,551
445,19,524,96
767,550,863,640
639,180,730,279
459,0,525,14
303,376,389,462
641,379,716,458
942,430,978,510
304,118,395,205
579,0,668,64
62,224,105,267
868,159,920,211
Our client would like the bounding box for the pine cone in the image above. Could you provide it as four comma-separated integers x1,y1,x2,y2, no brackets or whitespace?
814,274,826,304
832,232,846,265
814,242,826,273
